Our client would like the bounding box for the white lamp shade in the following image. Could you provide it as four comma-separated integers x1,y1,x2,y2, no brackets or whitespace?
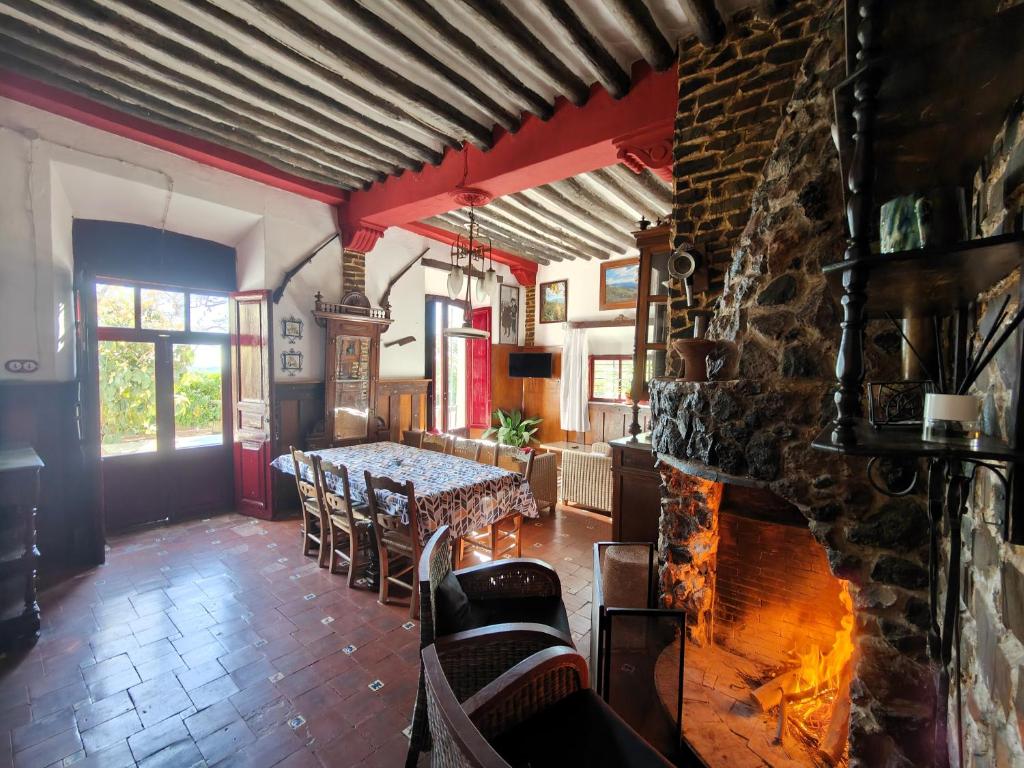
481,267,498,299
446,266,465,299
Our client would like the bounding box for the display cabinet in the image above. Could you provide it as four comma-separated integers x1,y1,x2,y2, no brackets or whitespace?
313,292,392,447
628,223,672,405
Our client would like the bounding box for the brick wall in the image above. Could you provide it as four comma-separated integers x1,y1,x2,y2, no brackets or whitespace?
342,250,365,295
955,96,1024,766
669,0,823,363
524,285,536,347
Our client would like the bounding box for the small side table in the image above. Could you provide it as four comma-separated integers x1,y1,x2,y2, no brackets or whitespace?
0,445,43,650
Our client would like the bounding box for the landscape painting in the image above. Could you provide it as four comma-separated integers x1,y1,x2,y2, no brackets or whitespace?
539,279,568,324
599,258,640,310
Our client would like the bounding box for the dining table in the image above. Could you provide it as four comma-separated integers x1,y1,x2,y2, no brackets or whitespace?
270,441,539,543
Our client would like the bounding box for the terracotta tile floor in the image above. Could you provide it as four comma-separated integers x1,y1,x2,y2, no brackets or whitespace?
0,506,607,767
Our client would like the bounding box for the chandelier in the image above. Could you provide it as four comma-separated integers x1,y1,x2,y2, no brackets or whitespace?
444,186,497,340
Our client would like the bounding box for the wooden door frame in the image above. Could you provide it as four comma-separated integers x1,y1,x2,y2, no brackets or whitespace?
424,294,470,433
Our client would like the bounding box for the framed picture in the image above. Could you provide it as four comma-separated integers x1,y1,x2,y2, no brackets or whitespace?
280,348,303,377
281,315,303,343
599,258,640,310
538,279,568,324
498,284,519,344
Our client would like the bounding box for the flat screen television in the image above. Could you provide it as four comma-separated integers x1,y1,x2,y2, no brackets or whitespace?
508,352,553,378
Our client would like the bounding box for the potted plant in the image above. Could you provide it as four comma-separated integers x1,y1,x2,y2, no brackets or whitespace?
483,409,542,448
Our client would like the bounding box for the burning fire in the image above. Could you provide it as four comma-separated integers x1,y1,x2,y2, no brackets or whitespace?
753,581,855,765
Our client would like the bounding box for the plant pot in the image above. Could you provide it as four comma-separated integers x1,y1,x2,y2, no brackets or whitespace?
672,339,718,383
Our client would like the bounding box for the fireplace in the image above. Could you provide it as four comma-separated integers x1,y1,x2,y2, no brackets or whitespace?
655,456,854,766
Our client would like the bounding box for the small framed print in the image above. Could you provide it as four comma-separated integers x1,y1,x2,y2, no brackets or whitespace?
281,348,303,376
281,316,303,343
538,279,567,324
499,284,519,344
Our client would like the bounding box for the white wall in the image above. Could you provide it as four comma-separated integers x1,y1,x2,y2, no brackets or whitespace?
531,257,635,355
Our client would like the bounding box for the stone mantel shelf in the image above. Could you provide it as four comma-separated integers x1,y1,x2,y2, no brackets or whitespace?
655,452,770,490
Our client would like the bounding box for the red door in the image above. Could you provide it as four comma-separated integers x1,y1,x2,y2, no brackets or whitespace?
231,291,274,519
468,307,492,430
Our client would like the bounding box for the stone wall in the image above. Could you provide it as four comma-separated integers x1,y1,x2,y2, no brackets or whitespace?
655,2,941,765
952,96,1024,766
669,0,824,361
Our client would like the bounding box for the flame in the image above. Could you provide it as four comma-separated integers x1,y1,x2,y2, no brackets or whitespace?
792,582,855,695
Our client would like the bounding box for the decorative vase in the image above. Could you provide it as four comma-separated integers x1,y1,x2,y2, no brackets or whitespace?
672,339,718,383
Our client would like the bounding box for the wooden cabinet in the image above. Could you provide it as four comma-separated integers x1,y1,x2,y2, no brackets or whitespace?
630,224,672,402
610,435,662,543
0,445,42,649
314,293,392,447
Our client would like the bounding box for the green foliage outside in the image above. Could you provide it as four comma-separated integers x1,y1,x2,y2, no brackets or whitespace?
482,409,542,448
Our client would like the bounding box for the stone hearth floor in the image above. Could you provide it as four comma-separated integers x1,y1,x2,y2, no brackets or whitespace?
0,506,605,768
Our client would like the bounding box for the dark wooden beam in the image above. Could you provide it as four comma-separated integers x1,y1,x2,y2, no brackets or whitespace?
535,0,631,99
14,0,441,168
549,176,640,231
0,18,390,183
235,0,493,148
528,183,636,243
598,166,672,217
601,0,677,70
393,0,553,120
0,55,351,189
468,204,593,260
453,0,590,107
432,214,558,265
679,0,726,47
440,211,568,262
325,0,519,133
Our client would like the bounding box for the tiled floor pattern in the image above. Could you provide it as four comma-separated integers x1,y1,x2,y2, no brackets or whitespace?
0,506,607,768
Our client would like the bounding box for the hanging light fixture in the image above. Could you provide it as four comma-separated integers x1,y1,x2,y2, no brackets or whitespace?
444,178,494,341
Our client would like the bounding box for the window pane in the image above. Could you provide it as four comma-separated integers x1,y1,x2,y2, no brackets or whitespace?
99,340,157,456
174,344,224,449
141,288,185,331
447,305,467,430
189,293,229,333
96,283,135,328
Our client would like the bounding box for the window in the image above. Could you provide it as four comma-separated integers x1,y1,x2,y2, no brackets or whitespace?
95,282,229,334
590,355,634,403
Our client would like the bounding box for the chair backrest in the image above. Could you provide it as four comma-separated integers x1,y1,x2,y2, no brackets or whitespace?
316,457,363,527
494,445,535,482
364,471,423,542
478,441,499,465
290,447,322,513
418,525,454,650
451,438,482,462
420,432,451,453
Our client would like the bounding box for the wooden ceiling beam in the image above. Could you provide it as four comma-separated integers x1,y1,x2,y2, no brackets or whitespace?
523,184,634,244
0,18,389,183
453,0,590,107
601,0,677,71
227,0,492,149
679,0,727,47
596,165,672,217
0,64,350,194
468,204,593,260
400,220,539,285
60,0,441,166
438,211,566,263
535,0,631,99
318,0,518,133
561,175,643,229
499,194,630,254
341,64,677,233
389,0,553,120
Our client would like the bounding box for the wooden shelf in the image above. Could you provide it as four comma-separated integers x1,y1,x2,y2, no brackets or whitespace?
822,233,1024,318
834,3,1024,205
811,419,1024,462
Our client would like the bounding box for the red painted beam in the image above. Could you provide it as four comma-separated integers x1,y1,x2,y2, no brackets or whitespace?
343,62,675,234
0,69,349,206
401,221,537,287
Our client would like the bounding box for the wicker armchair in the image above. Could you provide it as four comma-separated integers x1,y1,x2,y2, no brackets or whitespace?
561,445,613,513
406,525,572,767
423,640,675,768
525,451,557,514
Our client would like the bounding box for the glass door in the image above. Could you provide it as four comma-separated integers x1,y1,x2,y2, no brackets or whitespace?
425,297,469,434
93,280,231,530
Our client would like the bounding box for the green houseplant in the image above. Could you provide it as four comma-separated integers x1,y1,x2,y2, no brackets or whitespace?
483,409,542,448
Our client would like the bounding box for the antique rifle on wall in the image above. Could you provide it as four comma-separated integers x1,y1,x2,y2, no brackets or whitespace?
271,231,339,304
379,247,429,314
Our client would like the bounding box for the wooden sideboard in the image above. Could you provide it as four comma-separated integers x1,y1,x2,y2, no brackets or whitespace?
0,445,42,649
610,434,662,544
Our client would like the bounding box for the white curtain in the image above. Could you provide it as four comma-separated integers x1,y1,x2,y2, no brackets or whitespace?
560,327,591,433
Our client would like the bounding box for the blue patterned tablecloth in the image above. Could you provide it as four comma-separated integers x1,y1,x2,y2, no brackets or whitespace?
271,442,538,541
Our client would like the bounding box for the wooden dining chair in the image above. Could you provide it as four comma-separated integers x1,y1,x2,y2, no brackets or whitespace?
450,437,482,462
459,446,535,563
364,471,424,617
291,447,326,567
315,457,372,587
418,432,450,453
